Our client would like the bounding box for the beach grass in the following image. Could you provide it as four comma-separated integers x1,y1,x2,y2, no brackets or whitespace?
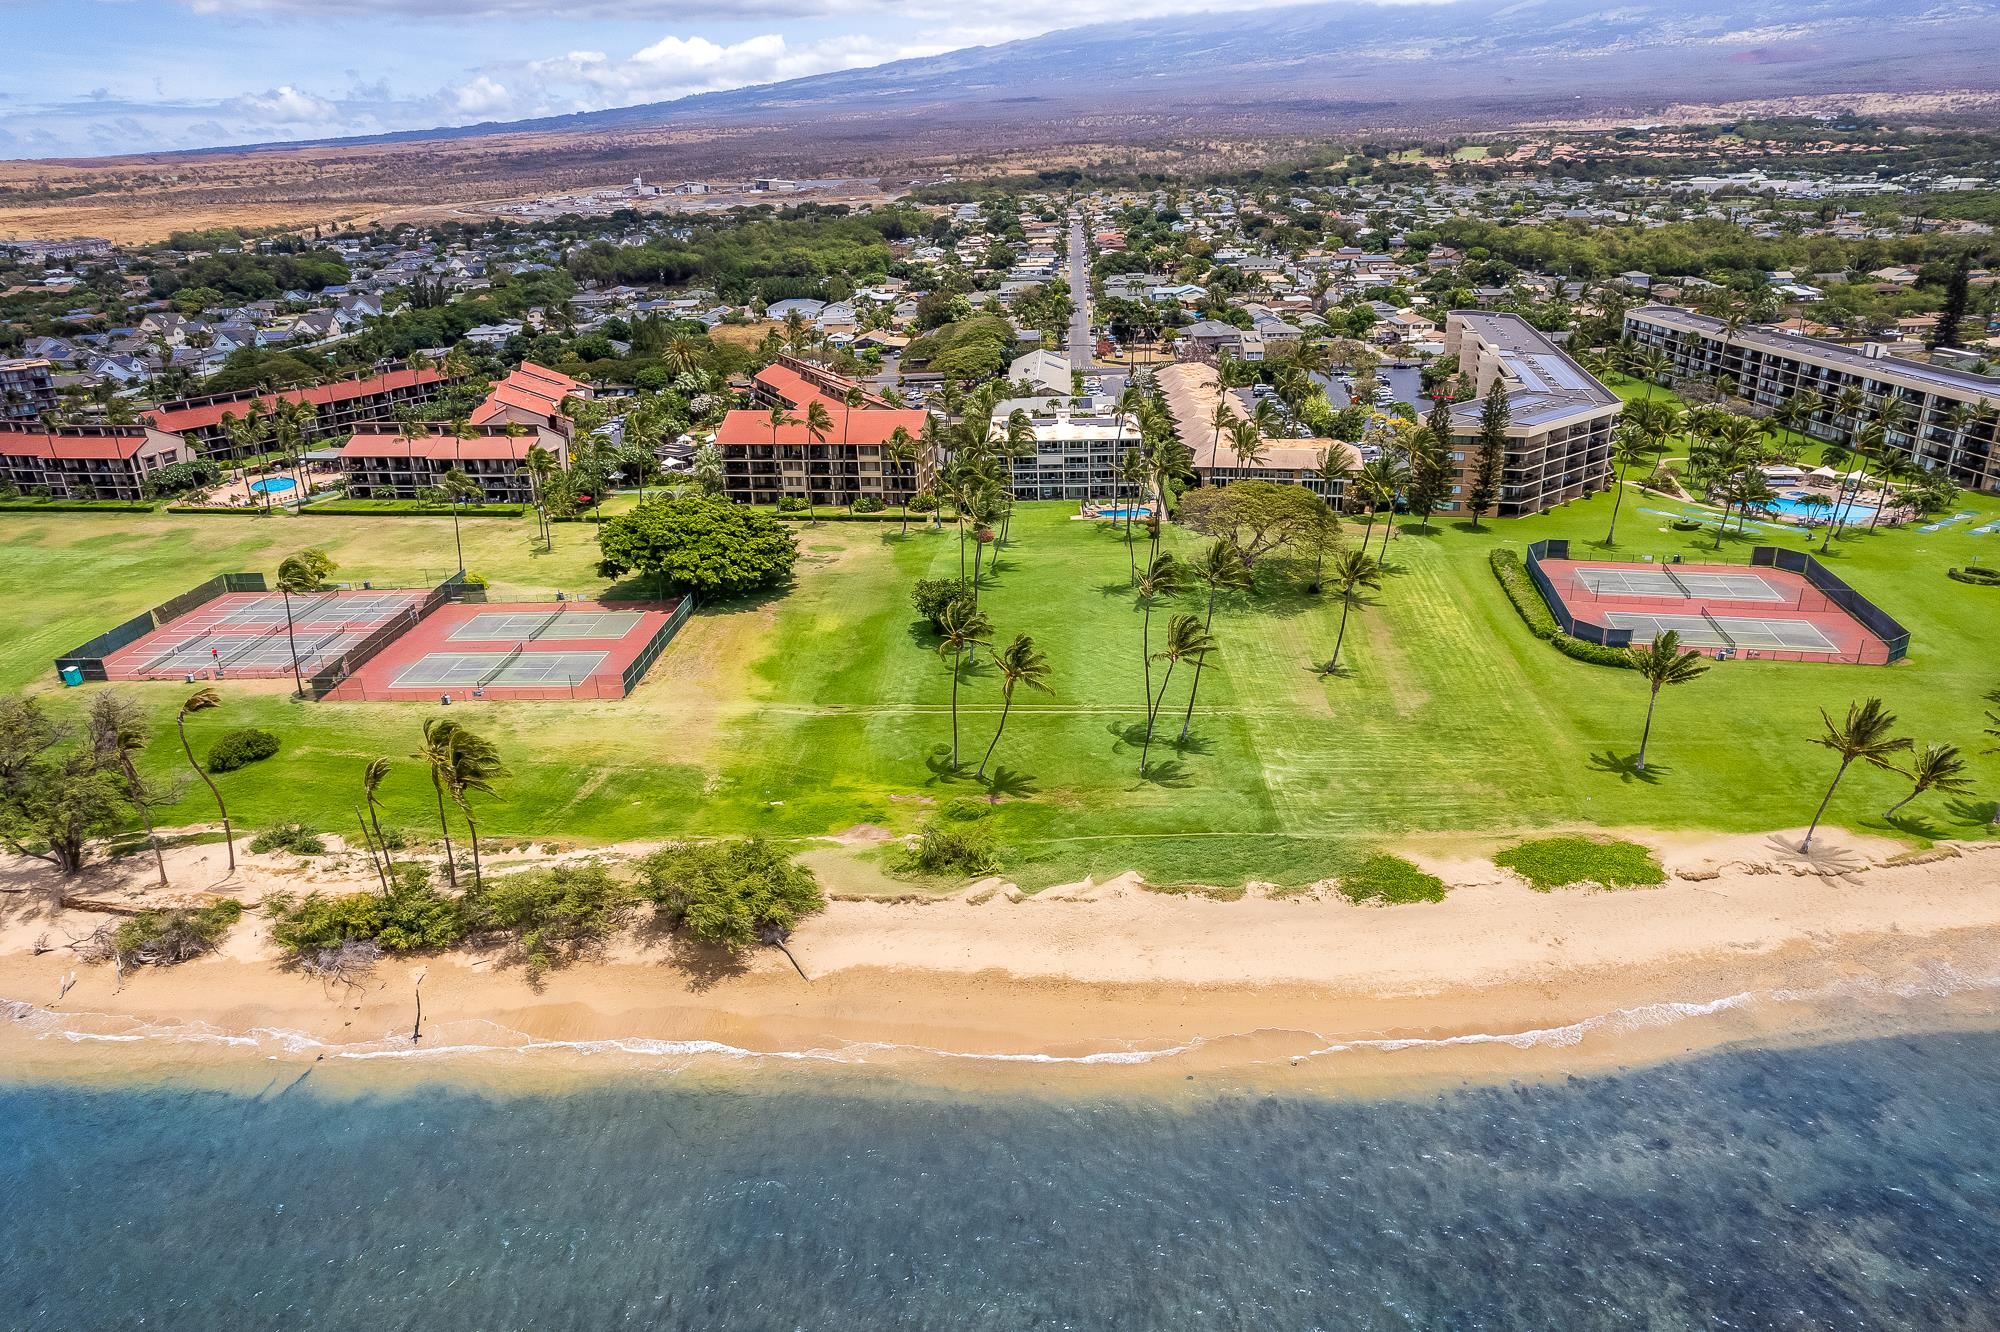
4,481,1998,891
1494,836,1668,892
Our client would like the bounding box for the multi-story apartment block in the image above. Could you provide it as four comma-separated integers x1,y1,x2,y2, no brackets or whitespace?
1623,304,2000,492
1156,362,1355,505
0,358,59,422
144,364,448,458
469,362,587,434
988,401,1135,500
1440,312,1622,517
716,406,929,507
0,423,189,499
748,356,891,415
335,424,568,503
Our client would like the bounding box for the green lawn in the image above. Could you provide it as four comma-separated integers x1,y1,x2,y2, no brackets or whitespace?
5,486,1998,891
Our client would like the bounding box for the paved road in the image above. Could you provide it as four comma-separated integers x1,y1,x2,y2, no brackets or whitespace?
1067,211,1092,370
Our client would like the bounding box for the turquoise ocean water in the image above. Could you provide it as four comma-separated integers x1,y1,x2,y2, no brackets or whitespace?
5,1028,2000,1329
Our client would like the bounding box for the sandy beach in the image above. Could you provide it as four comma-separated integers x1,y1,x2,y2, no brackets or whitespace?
5,828,2000,1093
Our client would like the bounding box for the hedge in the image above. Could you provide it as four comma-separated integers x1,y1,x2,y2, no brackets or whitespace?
299,501,529,518
1491,548,1633,670
167,505,281,517
207,727,281,774
0,498,158,513
1947,566,2000,586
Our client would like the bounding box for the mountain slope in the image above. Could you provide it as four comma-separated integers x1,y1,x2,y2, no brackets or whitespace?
429,0,1999,141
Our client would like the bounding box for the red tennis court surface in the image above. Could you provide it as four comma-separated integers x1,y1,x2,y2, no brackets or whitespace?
1537,557,1895,664
101,589,430,681
321,598,686,701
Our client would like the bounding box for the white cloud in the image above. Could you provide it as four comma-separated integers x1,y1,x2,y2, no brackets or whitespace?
226,84,339,123
450,74,513,115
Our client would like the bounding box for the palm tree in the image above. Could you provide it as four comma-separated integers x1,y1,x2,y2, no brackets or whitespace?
363,756,396,883
1603,425,1657,546
1983,687,2000,828
1116,447,1149,580
1318,549,1381,675
1141,614,1215,774
1627,630,1709,770
801,399,835,526
1207,401,1238,471
1314,443,1358,517
441,725,506,890
1356,452,1407,560
416,718,463,889
1228,419,1265,472
274,546,334,698
936,601,992,772
1801,699,1910,852
1133,553,1185,723
886,426,919,534
1183,540,1250,740
175,688,233,874
977,634,1053,780
1883,743,1972,820
438,464,484,573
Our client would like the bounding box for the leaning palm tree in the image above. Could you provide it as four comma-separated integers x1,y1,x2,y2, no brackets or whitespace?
363,756,396,881
936,601,992,772
1883,743,1973,821
416,718,464,889
441,725,507,890
1141,614,1216,774
1318,549,1382,675
1627,630,1709,770
977,634,1053,781
175,688,234,874
1603,425,1658,546
1182,540,1250,741
1802,698,1910,853
1133,554,1185,722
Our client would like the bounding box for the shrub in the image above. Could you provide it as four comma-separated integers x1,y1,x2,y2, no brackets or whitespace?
142,458,221,497
1491,550,1632,670
206,727,281,773
910,577,973,631
596,494,799,598
1495,836,1666,891
108,899,243,967
268,865,466,955
638,837,826,951
853,495,885,513
1553,633,1637,669
1947,566,2000,586
903,820,997,876
1336,854,1446,905
475,863,637,976
777,495,811,512
250,822,325,855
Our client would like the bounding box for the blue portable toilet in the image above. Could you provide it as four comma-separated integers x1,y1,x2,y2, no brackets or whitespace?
58,665,83,687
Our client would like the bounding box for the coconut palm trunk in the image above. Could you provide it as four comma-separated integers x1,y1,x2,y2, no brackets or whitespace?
1139,658,1181,774
432,784,458,889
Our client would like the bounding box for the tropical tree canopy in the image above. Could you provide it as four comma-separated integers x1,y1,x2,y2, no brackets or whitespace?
597,495,799,598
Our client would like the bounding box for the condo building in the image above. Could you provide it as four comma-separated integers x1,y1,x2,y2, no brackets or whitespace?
0,423,190,499
1623,304,2000,492
1441,312,1622,517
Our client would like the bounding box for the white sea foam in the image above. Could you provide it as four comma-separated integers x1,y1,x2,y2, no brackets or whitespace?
8,962,2000,1074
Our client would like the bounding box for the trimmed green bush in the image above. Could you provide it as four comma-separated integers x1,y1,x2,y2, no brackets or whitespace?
0,499,158,513
1554,633,1637,669
902,820,996,876
166,505,279,517
911,577,973,631
206,727,281,773
638,837,826,952
1336,854,1446,905
301,500,528,518
1492,549,1633,670
1947,566,2000,586
1495,836,1666,891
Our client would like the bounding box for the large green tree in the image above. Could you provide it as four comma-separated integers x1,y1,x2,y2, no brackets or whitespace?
597,495,799,598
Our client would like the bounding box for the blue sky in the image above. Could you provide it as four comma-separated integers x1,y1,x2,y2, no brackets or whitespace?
4,0,1345,160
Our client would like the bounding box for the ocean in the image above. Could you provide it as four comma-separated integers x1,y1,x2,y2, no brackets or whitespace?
5,1029,1999,1329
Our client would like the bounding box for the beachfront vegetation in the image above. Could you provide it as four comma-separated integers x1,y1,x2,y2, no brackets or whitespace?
1335,854,1447,905
638,837,826,952
105,899,243,968
1,477,1997,894
1494,837,1667,891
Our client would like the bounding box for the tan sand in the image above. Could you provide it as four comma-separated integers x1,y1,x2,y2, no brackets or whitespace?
4,829,1998,1094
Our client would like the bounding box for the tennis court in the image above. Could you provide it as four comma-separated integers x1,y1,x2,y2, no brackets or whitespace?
391,650,609,690
1572,566,1787,602
322,597,689,701
448,610,644,642
1603,612,1839,653
102,589,429,681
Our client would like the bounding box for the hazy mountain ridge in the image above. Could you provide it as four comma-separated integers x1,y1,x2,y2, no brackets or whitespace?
267,0,2000,152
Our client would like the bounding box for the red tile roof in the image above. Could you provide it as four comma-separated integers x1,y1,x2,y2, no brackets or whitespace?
339,431,549,462
715,407,927,447
0,427,174,461
469,363,580,424
143,367,446,433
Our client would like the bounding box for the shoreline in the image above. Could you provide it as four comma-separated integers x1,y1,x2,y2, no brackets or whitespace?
6,829,2000,1096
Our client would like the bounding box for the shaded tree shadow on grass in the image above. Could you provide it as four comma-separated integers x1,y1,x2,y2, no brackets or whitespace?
1944,798,1999,831
1132,759,1193,789
979,765,1040,800
1166,732,1215,758
1588,750,1666,785
1883,810,1943,841
923,747,984,786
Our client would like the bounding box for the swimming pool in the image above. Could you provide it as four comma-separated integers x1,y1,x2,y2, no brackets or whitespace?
1764,490,1875,525
1093,507,1153,520
248,476,297,496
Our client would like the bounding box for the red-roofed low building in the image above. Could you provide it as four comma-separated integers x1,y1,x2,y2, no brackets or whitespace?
470,361,588,432
0,423,190,500
143,365,449,458
714,406,930,507
748,355,889,415
335,424,568,503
